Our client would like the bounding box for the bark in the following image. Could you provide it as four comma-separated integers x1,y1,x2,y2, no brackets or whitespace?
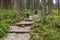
19,0,25,10
57,0,60,15
14,0,20,14
35,0,39,10
0,0,1,8
41,0,46,18
27,0,30,10
22,0,26,10
47,0,53,15
30,0,35,10
3,0,12,9
1,0,4,9
19,0,22,11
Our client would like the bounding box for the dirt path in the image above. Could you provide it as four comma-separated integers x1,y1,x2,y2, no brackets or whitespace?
2,15,37,40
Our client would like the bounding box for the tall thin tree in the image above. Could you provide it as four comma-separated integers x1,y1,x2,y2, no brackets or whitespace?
47,0,53,15
35,0,39,10
41,0,46,18
14,0,20,15
1,0,4,9
27,0,30,10
30,0,35,10
57,0,60,15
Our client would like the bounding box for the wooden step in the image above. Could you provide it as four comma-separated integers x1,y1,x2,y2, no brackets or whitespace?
16,21,33,26
8,26,31,33
3,33,30,40
8,30,30,33
24,18,33,21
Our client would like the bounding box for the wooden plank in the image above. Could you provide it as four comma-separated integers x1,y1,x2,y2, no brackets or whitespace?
24,18,33,21
7,31,31,33
16,21,33,26
3,33,30,40
8,26,31,33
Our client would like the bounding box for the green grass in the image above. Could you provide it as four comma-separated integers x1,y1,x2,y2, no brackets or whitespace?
0,10,25,38
31,10,60,40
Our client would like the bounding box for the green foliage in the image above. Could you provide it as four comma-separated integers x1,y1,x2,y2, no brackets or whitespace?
31,11,60,40
0,10,25,38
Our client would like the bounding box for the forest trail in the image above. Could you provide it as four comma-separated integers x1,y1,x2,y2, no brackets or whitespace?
2,15,37,40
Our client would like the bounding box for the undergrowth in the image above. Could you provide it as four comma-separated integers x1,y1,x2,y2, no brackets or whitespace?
31,10,60,40
0,10,25,38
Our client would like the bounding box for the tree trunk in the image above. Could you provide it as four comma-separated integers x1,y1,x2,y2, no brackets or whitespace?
27,0,30,10
48,0,53,15
0,0,1,8
22,0,25,10
57,0,60,15
30,0,34,10
3,0,12,9
1,0,4,9
14,0,19,15
35,0,39,10
19,0,22,11
41,0,46,18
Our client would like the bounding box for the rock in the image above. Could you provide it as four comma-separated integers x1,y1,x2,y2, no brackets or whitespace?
56,24,60,28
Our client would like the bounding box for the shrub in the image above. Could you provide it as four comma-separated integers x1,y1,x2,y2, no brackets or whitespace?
31,11,60,40
0,10,25,38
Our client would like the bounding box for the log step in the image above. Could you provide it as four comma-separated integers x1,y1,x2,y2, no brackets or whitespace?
3,33,30,40
24,19,33,21
8,31,30,33
16,21,33,26
8,26,31,33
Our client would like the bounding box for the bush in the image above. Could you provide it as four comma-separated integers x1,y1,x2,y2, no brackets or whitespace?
0,10,25,38
31,11,60,40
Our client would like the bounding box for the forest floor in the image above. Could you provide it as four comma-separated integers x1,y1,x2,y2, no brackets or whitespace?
1,15,37,40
